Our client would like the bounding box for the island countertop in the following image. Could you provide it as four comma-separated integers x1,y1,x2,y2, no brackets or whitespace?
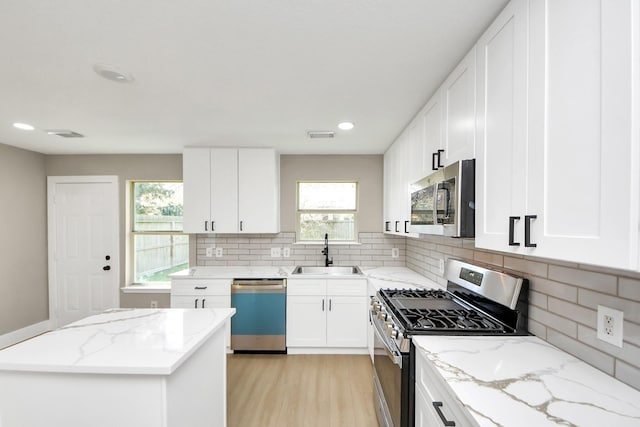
412,335,640,426
0,308,235,376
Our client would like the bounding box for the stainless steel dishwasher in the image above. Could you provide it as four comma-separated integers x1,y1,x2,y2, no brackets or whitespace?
230,278,286,352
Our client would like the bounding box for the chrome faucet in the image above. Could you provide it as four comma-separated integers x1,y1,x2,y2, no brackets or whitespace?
322,233,333,267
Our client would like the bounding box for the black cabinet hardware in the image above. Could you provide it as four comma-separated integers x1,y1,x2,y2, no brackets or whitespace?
329,299,332,311
211,221,215,231
194,286,207,290
102,265,111,271
202,299,206,308
432,402,455,426
322,299,325,311
194,299,199,309
385,221,390,232
525,215,537,247
105,255,110,260
205,221,208,231
508,216,520,246
404,220,410,233
431,149,446,170
240,220,243,231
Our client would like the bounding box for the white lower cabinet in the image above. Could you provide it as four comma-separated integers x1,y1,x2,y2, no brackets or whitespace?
286,278,367,351
415,346,478,427
171,278,232,347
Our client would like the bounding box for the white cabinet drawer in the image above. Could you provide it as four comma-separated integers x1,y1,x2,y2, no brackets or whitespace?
171,295,230,309
415,347,479,427
171,279,231,296
327,279,367,296
286,279,327,295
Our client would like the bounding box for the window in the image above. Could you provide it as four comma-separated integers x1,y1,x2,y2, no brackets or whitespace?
297,182,358,242
130,182,188,284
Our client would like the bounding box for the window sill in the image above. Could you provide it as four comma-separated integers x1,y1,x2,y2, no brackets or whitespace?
121,284,171,294
293,241,362,246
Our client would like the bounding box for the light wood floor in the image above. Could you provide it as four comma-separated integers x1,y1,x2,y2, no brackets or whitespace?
227,354,378,427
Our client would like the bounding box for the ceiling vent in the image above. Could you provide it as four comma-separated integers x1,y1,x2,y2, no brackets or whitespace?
45,129,85,138
307,130,335,139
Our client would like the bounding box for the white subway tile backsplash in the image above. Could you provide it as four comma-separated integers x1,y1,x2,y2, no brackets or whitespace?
577,325,640,370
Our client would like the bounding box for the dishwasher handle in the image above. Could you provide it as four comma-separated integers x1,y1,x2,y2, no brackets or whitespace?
231,280,286,293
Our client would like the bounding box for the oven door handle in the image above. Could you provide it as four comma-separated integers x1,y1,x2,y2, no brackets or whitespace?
372,313,403,368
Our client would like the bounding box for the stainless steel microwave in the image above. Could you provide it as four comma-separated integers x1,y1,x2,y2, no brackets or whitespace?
409,159,475,237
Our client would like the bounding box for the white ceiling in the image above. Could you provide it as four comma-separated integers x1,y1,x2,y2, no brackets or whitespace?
0,0,508,155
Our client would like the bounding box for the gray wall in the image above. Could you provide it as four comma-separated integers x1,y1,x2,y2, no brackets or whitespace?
405,235,640,391
0,144,48,334
280,155,383,232
45,154,183,308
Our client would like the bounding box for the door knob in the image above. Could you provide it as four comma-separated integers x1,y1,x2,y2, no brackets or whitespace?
103,265,111,271
105,255,111,260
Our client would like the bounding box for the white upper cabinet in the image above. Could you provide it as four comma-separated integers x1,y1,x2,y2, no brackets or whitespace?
238,148,280,233
383,132,418,237
420,90,443,174
183,147,280,234
476,0,640,270
441,48,477,165
475,0,529,253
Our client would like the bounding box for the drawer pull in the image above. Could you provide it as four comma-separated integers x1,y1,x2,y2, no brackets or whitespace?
194,286,208,290
194,298,199,309
432,402,455,426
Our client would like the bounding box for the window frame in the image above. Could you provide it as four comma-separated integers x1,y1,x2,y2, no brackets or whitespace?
128,180,188,286
295,180,359,243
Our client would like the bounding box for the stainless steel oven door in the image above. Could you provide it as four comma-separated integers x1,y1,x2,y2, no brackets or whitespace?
372,313,403,427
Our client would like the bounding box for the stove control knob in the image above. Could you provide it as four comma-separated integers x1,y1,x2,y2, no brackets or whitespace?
390,329,399,339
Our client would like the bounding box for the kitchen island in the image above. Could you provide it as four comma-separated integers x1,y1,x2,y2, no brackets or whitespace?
0,308,235,427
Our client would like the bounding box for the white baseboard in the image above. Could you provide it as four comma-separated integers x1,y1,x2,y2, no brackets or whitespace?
286,347,368,355
0,320,52,350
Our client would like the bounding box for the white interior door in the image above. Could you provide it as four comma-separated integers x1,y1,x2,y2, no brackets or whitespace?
48,176,119,327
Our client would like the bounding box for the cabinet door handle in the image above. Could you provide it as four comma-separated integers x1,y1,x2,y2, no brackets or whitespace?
395,221,399,233
432,402,455,426
202,299,206,308
436,149,445,168
194,286,208,290
205,221,208,231
322,299,325,311
404,220,409,233
508,216,521,246
432,152,439,170
240,220,243,231
384,221,390,232
194,298,199,309
525,215,537,248
329,299,332,311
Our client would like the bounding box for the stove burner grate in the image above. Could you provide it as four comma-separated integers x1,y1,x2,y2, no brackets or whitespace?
381,288,450,299
399,308,506,332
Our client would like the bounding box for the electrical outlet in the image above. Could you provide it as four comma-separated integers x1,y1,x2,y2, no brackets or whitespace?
150,300,158,308
597,305,623,348
391,248,399,258
271,247,281,258
283,247,290,258
205,247,214,257
215,247,223,258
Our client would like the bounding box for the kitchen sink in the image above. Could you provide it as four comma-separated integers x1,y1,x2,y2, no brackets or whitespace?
291,266,363,275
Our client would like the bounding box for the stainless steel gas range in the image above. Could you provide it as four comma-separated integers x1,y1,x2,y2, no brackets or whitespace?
370,259,529,427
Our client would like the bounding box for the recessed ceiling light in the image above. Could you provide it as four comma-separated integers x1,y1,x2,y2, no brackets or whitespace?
13,122,35,131
93,63,134,83
338,122,355,130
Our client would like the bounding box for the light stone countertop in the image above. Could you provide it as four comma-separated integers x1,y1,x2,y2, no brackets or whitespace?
0,308,235,375
412,335,640,427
